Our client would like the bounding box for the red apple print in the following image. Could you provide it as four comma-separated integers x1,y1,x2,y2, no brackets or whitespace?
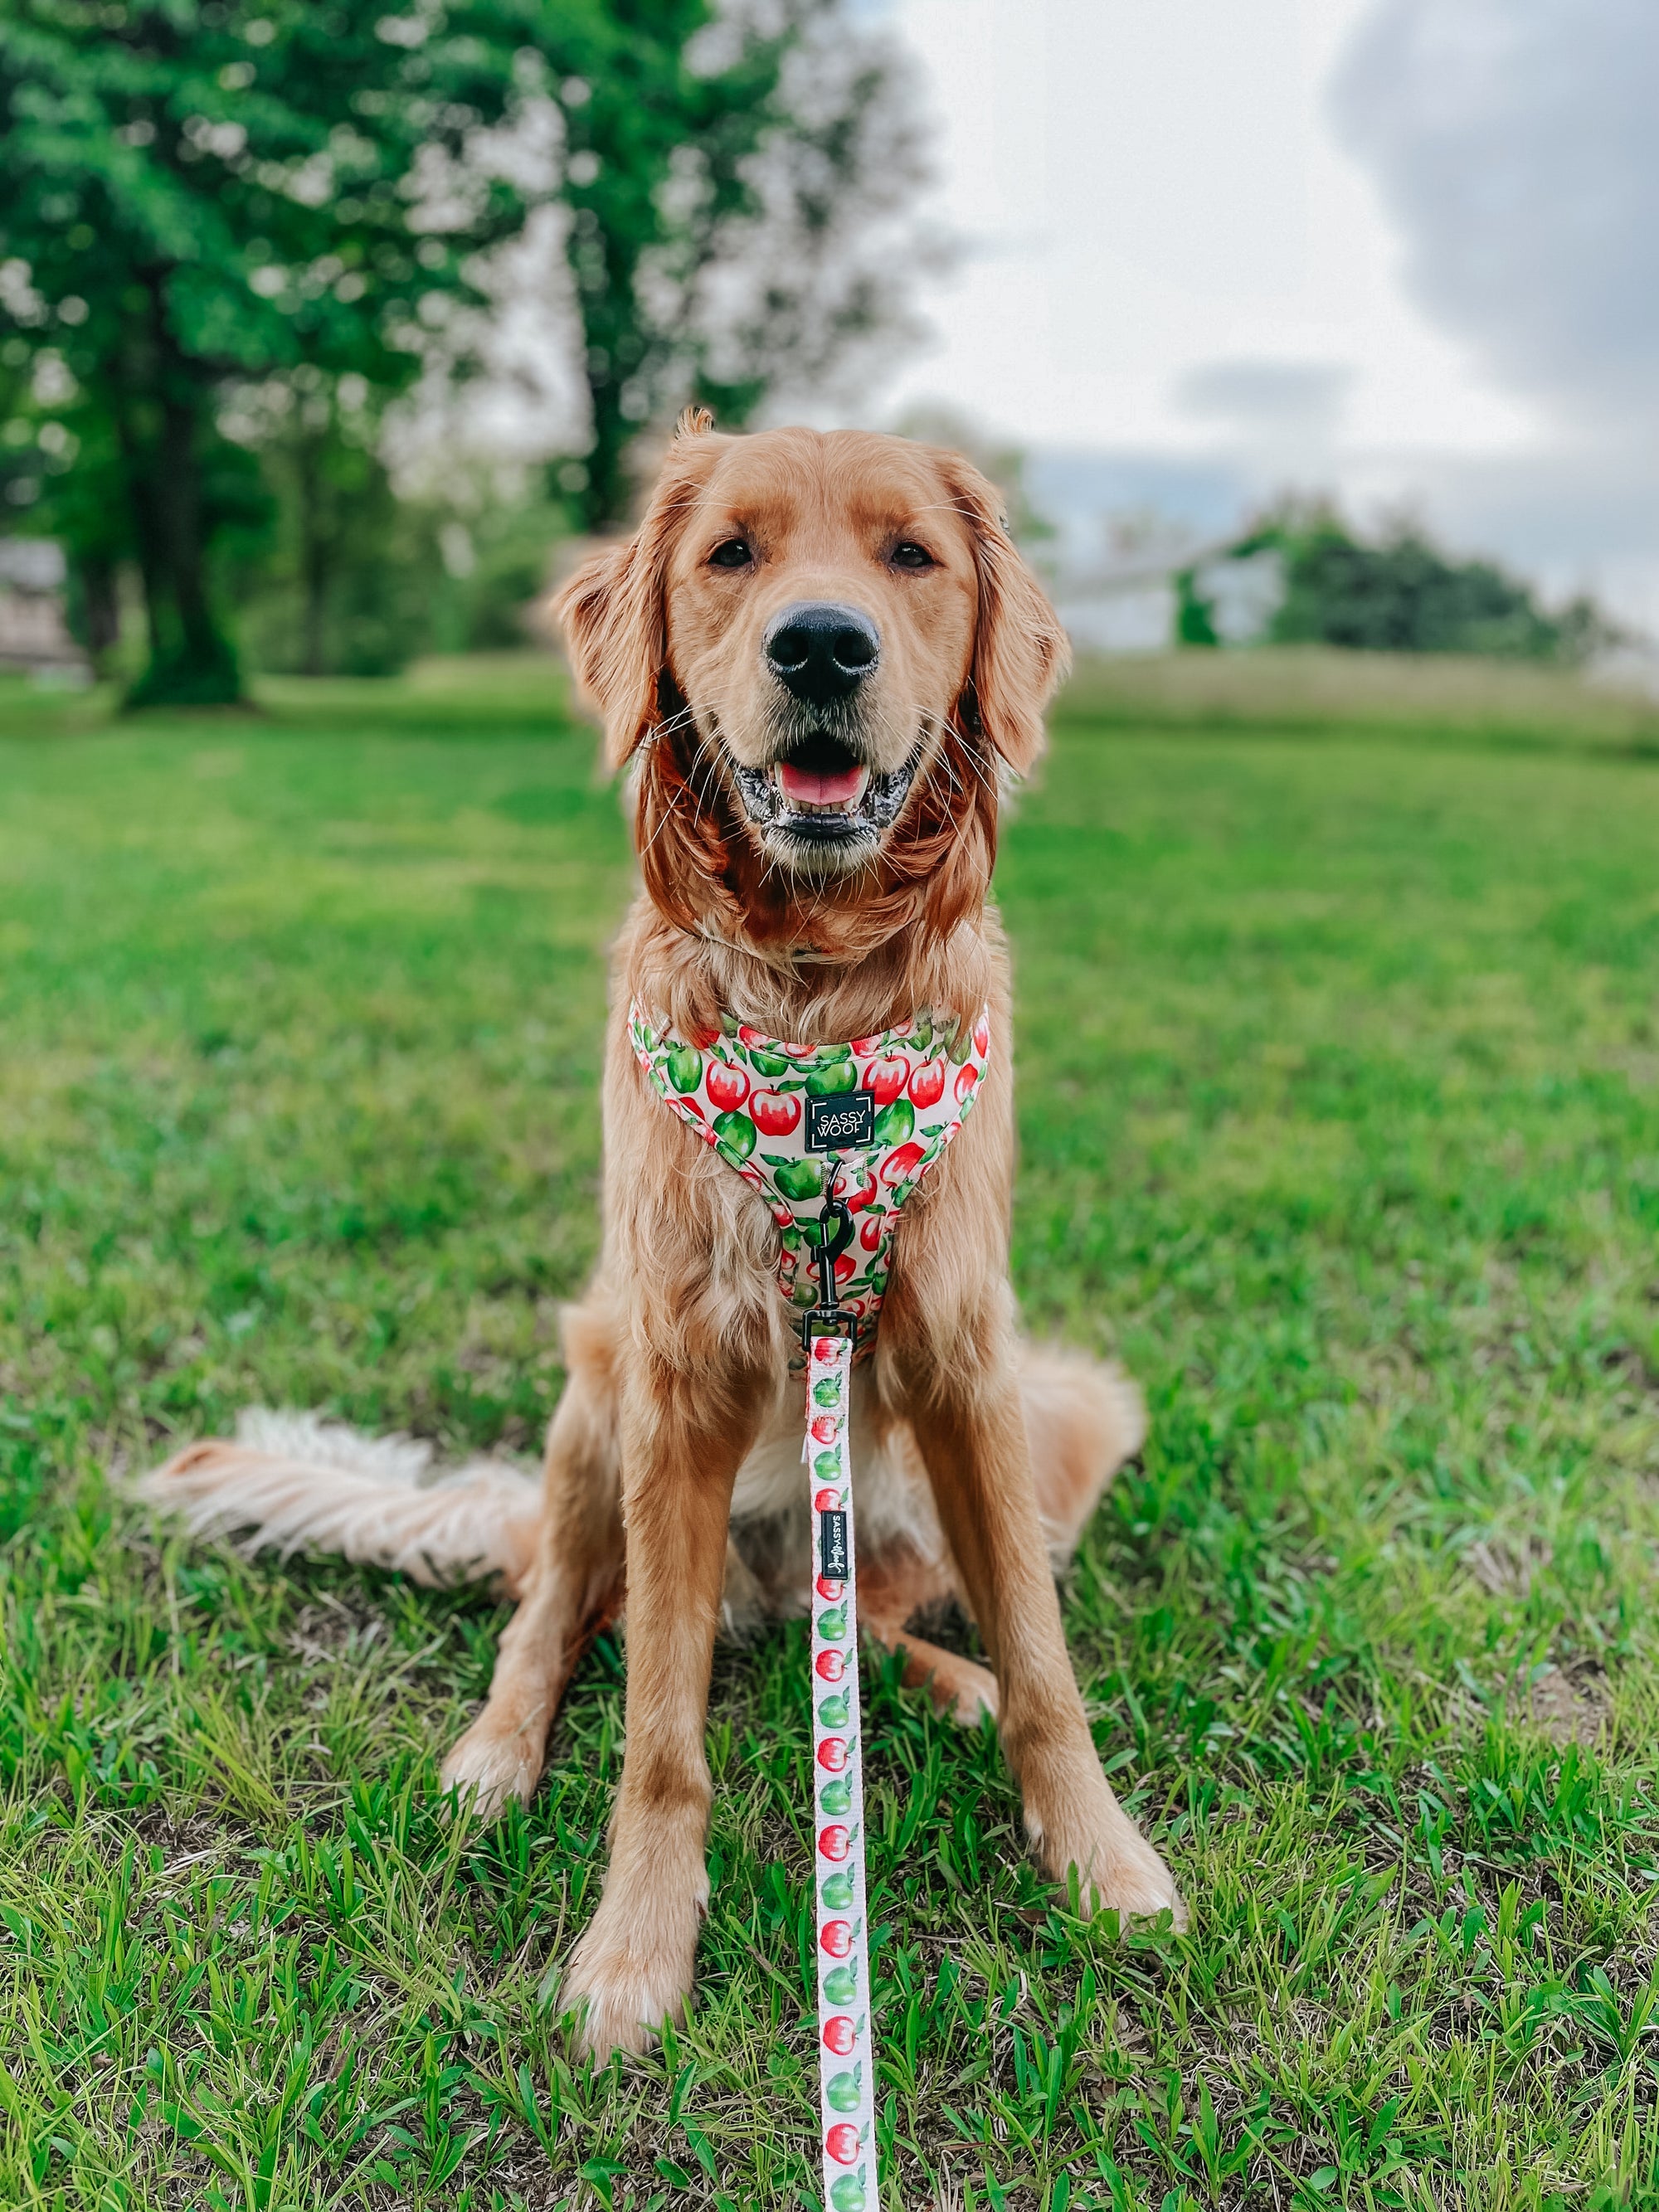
823,2015,857,2055
817,1737,847,1771
820,1920,853,1957
973,1016,990,1056
834,1253,855,1286
880,1141,926,1185
864,1056,907,1105
814,1487,840,1511
737,1024,769,1049
705,1060,751,1111
859,1216,883,1252
820,1826,850,1861
850,1034,884,1056
811,1415,838,1445
907,1058,946,1109
689,1023,721,1050
772,1203,795,1228
955,1063,978,1104
676,1097,705,1120
816,1650,844,1682
840,1168,878,1212
816,1576,844,1602
752,1090,801,1136
825,2123,860,2166
738,1165,764,1190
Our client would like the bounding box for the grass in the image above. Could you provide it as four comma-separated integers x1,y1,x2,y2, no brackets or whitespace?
2,648,1658,2211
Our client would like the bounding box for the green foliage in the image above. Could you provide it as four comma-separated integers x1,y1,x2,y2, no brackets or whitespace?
3,659,1659,2204
0,0,562,702
552,0,926,528
1213,502,1626,664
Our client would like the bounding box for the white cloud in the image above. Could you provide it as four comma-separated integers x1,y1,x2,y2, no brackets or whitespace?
1332,0,1659,427
881,0,1659,629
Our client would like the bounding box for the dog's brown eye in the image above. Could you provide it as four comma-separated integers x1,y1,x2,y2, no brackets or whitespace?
889,541,935,570
708,538,753,569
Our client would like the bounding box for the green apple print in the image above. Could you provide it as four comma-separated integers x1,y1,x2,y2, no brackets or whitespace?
748,1046,790,1077
825,2064,863,2113
767,1155,825,1201
830,2172,866,2212
821,1869,855,1910
871,1097,913,1145
813,1450,839,1480
806,1059,858,1097
813,1378,839,1407
818,1604,847,1640
818,1691,850,1728
907,1015,932,1053
712,1110,756,1162
823,1963,858,2005
665,1044,703,1093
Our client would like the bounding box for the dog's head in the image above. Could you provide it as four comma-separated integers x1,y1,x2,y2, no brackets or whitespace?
556,417,1068,941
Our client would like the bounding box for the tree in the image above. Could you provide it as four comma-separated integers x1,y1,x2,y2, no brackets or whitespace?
1185,500,1628,665
552,0,929,531
0,0,565,704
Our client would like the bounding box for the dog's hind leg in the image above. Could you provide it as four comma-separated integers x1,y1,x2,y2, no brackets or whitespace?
1019,1347,1146,1563
440,1297,625,1818
859,1549,1000,1727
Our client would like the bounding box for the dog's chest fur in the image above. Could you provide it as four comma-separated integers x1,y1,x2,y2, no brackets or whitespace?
720,1362,945,1631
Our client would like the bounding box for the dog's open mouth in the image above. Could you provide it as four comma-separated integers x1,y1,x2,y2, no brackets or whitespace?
732,733,917,845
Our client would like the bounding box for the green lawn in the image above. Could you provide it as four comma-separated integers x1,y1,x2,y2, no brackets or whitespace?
2,652,1658,2211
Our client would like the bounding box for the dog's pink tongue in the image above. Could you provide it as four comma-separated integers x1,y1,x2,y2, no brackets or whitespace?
779,760,864,808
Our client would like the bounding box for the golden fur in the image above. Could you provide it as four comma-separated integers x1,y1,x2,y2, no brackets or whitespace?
145,416,1182,2064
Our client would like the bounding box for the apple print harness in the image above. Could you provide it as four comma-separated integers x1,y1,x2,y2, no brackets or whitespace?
629,999,991,2207
628,1001,992,1365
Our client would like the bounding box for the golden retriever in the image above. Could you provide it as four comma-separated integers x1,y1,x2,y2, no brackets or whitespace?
146,416,1182,2063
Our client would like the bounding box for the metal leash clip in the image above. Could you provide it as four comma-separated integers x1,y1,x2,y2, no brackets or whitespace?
798,1194,858,1352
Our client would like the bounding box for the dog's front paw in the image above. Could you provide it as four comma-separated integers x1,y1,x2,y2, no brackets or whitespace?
1032,1784,1186,1929
558,1885,703,2062
440,1717,541,1820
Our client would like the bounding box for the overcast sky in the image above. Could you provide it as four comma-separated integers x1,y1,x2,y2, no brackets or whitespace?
879,0,1659,628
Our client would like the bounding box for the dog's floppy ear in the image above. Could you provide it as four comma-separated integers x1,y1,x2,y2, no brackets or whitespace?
935,451,1071,775
554,410,722,770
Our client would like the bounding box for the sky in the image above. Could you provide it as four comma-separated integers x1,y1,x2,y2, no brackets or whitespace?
877,0,1659,630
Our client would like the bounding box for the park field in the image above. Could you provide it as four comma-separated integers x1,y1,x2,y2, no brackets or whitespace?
2,649,1658,2210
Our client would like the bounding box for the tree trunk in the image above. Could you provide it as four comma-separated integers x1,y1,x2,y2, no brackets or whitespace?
71,555,121,666
112,293,242,710
297,431,329,679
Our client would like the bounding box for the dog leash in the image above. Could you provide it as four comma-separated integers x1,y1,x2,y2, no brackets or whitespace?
627,999,995,2204
801,1196,877,2210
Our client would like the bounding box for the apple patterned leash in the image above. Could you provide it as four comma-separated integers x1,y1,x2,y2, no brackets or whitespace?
805,1325,877,2210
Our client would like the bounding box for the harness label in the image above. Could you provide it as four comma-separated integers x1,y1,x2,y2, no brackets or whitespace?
805,1089,874,1153
819,1509,849,1580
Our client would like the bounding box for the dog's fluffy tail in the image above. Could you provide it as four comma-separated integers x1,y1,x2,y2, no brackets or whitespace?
138,1410,542,1597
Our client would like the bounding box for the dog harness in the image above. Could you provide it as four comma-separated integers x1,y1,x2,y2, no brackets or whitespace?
629,998,991,2205
629,1002,992,1364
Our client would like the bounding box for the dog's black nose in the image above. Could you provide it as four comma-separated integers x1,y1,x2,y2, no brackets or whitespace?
763,601,880,707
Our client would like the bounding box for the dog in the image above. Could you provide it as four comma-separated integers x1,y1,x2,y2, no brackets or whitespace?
144,415,1184,2063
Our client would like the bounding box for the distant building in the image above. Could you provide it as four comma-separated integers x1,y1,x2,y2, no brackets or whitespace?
0,540,87,672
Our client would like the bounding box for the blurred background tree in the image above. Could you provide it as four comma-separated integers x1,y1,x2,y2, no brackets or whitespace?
0,0,929,695
1175,500,1626,665
552,0,928,531
0,0,573,704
